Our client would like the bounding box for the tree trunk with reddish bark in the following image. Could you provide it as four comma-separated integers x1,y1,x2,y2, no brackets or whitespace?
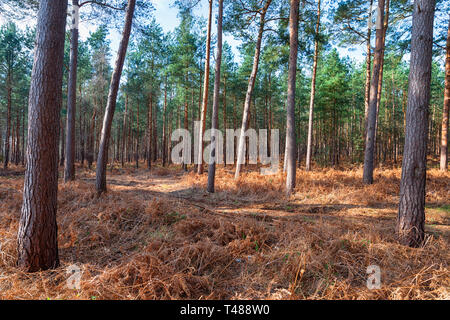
197,0,213,174
397,0,436,248
235,0,273,179
207,0,223,193
17,0,68,272
363,0,385,185
440,16,450,172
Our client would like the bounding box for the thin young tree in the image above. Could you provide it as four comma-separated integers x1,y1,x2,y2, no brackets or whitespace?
96,0,136,194
17,0,68,272
363,0,385,185
207,0,224,193
440,15,449,172
373,0,390,160
197,0,213,174
286,0,300,194
305,0,321,172
63,0,152,181
64,0,80,182
64,0,121,181
364,0,374,142
397,0,436,247
162,74,168,167
333,0,374,148
0,23,23,169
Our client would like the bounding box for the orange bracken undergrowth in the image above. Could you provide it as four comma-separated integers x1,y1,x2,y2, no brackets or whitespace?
0,163,448,300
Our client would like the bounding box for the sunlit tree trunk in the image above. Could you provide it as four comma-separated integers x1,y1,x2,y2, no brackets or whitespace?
363,0,385,185
397,0,436,248
235,0,272,179
207,0,223,193
64,0,79,182
96,0,136,194
305,0,321,172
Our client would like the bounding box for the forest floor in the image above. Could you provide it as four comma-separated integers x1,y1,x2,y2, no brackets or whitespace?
0,163,448,300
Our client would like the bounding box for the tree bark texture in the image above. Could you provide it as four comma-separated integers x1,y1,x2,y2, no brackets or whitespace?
17,0,68,272
207,0,223,193
286,0,300,194
363,0,385,185
197,0,213,174
397,0,436,248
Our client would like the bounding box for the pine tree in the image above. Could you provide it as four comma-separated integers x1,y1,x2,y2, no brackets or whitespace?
397,0,436,248
96,0,136,194
286,0,300,194
207,0,224,193
17,0,68,272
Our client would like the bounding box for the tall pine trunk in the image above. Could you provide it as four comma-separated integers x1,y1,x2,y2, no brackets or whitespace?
363,0,385,185
207,0,223,193
197,0,213,174
397,0,436,248
374,0,390,163
364,0,374,145
440,16,450,172
4,69,11,169
286,0,300,194
96,0,136,194
17,0,67,272
64,0,79,182
121,94,128,167
235,0,272,179
147,92,153,169
162,78,168,167
305,0,321,172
